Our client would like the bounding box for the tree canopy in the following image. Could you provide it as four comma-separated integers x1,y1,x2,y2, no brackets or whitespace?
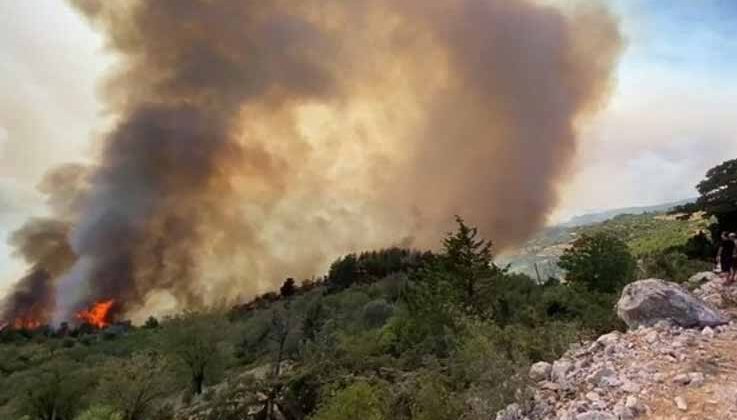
678,157,737,233
559,233,636,294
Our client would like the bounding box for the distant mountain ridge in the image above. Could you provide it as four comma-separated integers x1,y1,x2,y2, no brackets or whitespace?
560,198,695,227
499,198,706,281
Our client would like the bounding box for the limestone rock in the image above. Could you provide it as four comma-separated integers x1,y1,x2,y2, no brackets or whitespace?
495,403,524,420
674,395,688,411
616,279,727,329
529,361,552,382
552,360,573,383
702,326,715,338
576,411,616,420
688,271,718,285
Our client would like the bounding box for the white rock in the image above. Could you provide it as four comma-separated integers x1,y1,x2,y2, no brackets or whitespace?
600,375,621,387
625,395,644,412
688,372,705,387
586,391,601,401
688,271,718,285
589,367,617,386
529,361,552,382
576,411,617,420
674,396,688,411
552,360,574,383
540,381,561,391
597,332,621,347
495,403,524,420
702,326,715,339
672,373,691,386
622,381,641,394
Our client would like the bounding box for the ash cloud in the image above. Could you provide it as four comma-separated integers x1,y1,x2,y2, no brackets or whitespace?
3,0,622,323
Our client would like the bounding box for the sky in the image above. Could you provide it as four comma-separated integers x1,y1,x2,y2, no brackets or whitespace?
0,0,736,293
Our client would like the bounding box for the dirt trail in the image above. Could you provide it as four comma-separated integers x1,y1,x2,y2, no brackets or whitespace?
644,326,737,419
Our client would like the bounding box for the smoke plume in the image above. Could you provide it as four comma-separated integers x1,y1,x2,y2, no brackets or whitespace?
2,0,622,324
0,219,75,326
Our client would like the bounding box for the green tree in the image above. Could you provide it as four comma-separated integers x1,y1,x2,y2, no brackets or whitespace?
326,254,360,292
97,352,174,420
394,217,499,356
678,158,737,234
441,216,499,307
265,278,301,420
17,361,88,420
559,233,636,294
162,312,227,395
326,248,434,292
301,298,326,343
143,316,160,329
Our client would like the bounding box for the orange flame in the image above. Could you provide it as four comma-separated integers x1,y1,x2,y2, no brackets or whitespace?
1,317,43,331
13,318,42,330
75,299,116,328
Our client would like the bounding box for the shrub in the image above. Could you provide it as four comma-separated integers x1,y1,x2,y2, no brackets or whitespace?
539,284,623,334
362,299,394,328
334,329,389,370
16,360,89,420
310,381,388,420
283,371,322,418
641,250,713,283
96,352,175,420
450,324,531,417
410,374,462,420
75,405,123,420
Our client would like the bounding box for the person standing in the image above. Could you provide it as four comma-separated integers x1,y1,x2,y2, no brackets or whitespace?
717,232,737,283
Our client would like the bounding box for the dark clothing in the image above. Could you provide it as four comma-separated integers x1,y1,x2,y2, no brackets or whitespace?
721,239,736,271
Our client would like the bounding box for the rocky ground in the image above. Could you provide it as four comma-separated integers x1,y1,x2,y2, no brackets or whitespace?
498,272,737,420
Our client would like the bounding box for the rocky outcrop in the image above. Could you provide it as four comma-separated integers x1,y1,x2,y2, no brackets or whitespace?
497,275,737,420
502,320,737,419
616,278,727,329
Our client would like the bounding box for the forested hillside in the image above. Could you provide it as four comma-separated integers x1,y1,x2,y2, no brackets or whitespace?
2,209,717,420
501,211,712,281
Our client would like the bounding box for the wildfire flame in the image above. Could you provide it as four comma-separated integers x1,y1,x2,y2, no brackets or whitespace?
12,317,42,330
75,299,116,329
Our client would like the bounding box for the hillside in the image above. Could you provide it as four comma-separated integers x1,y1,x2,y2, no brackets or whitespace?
0,216,722,420
499,211,712,281
559,199,694,228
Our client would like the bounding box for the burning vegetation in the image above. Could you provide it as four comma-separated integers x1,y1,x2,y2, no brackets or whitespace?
75,299,116,329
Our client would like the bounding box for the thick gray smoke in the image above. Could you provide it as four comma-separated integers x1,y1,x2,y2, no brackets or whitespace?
2,0,622,324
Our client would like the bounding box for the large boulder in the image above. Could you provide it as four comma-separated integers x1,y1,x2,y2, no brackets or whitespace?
617,279,727,329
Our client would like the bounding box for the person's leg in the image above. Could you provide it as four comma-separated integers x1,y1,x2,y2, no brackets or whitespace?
724,261,733,283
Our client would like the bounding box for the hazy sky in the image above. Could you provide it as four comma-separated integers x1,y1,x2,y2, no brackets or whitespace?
1,0,736,292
